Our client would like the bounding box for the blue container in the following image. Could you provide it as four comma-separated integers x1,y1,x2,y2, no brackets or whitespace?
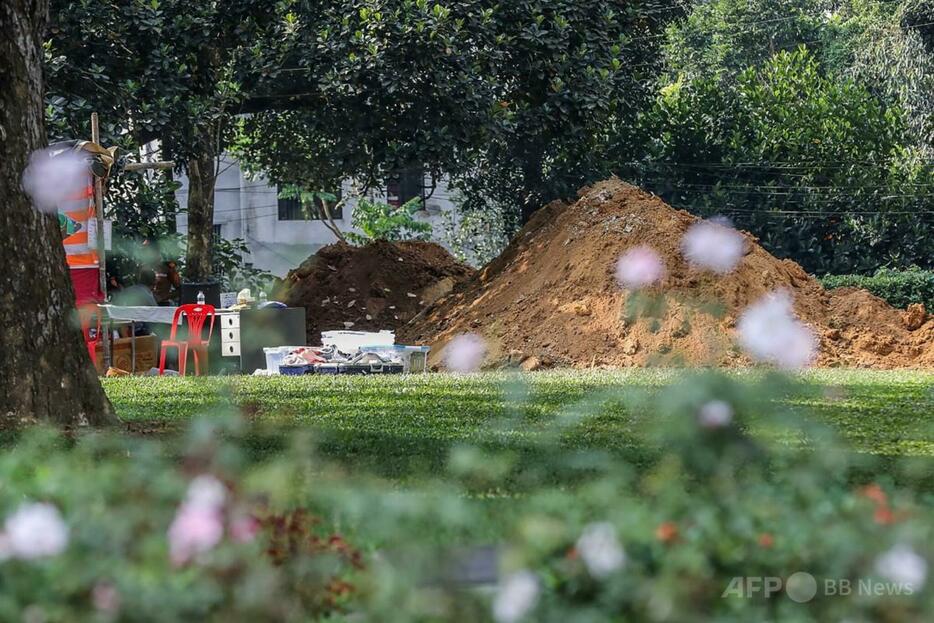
279,364,309,376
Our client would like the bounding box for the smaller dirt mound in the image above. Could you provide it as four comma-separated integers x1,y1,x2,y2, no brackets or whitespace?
277,240,474,343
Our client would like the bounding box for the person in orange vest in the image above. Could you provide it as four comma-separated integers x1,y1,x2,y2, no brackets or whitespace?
154,260,181,305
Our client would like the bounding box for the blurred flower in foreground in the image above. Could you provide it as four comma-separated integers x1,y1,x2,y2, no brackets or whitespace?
2,502,69,560
168,475,226,565
655,521,679,544
444,333,487,372
737,291,816,368
757,533,774,549
187,474,227,509
229,512,260,543
493,570,539,623
21,148,89,213
576,522,626,578
697,400,733,429
681,219,745,274
615,245,665,289
875,545,928,591
92,582,120,615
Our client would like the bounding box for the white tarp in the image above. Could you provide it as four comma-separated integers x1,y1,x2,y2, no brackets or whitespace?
100,305,178,324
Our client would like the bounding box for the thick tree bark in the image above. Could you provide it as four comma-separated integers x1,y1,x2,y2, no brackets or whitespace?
0,0,116,425
184,143,217,281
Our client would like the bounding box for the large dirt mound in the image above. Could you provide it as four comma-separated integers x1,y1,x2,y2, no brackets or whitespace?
278,240,474,342
402,179,934,369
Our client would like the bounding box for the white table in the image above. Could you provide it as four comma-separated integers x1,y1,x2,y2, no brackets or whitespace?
100,305,178,324
98,305,242,372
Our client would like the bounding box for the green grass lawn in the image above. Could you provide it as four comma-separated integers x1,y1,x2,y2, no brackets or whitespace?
104,369,934,485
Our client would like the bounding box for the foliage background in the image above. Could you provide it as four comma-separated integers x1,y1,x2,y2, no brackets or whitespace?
821,267,934,310
43,0,934,280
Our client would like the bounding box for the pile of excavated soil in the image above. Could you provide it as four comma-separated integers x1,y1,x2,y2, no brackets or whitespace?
277,240,474,343
401,179,934,369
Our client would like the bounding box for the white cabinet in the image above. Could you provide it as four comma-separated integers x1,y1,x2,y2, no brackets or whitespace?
218,312,241,357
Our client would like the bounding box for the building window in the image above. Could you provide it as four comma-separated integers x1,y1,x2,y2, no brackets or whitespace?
212,224,223,240
386,167,425,207
277,185,343,221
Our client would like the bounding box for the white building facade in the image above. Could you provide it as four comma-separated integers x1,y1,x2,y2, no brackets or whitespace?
175,156,458,276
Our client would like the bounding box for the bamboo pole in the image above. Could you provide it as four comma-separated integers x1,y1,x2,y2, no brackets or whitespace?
90,113,111,368
123,161,174,172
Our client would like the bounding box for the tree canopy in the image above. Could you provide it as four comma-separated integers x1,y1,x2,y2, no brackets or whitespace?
631,0,934,274
43,0,934,278
235,0,685,222
46,0,296,280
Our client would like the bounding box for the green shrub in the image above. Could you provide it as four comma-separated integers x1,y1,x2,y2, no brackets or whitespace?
4,370,934,621
346,197,432,244
0,422,362,622
821,267,934,309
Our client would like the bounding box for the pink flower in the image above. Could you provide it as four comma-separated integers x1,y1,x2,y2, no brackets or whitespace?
875,545,927,591
681,219,745,274
492,570,539,623
168,475,227,565
168,503,224,566
21,148,89,213
697,400,733,428
576,522,626,578
615,246,665,289
186,475,227,509
4,502,69,559
229,513,260,544
737,292,816,368
444,333,487,372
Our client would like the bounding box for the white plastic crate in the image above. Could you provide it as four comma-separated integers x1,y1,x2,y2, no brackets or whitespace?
359,344,430,373
321,330,395,353
262,346,304,374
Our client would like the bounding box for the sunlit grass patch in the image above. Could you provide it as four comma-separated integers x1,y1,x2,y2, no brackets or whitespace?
104,369,934,483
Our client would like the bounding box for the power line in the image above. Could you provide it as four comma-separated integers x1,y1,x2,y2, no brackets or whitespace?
666,203,934,219
641,185,934,199
627,159,934,168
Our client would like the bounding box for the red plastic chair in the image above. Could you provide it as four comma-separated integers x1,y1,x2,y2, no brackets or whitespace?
78,304,102,368
158,304,216,376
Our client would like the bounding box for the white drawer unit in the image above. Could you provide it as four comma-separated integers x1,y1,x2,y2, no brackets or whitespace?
220,313,240,329
218,312,241,357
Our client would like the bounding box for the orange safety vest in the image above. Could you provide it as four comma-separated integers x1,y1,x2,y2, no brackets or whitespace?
60,179,99,268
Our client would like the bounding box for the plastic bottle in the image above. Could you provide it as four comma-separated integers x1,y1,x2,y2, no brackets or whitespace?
259,291,268,304
197,290,205,305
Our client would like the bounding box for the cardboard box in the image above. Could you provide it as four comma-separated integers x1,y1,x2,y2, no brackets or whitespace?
94,334,158,375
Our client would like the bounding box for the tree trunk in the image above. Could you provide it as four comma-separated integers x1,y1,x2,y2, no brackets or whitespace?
321,196,347,244
162,167,177,231
0,0,117,426
519,149,545,224
184,143,216,281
